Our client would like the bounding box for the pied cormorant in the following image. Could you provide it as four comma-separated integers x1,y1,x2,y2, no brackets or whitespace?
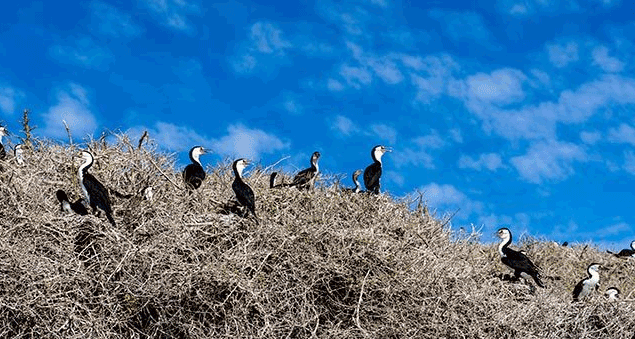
572,263,601,301
343,169,363,193
496,228,545,288
78,150,116,226
612,240,635,258
232,158,258,223
183,146,208,189
0,126,7,160
605,287,620,301
56,190,89,216
14,144,24,165
290,151,321,189
363,145,392,194
269,172,278,189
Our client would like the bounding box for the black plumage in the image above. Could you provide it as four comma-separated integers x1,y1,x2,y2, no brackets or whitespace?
343,169,363,193
56,190,89,215
496,228,545,288
183,146,207,189
78,150,116,226
290,151,320,190
269,172,278,189
0,126,6,160
614,241,635,258
232,158,258,223
363,145,391,194
572,263,601,301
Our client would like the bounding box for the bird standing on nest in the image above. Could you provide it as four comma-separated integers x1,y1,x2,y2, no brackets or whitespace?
232,158,258,223
183,146,208,190
495,227,545,289
78,150,116,226
364,145,391,194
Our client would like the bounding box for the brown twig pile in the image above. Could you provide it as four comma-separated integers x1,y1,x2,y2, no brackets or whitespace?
0,134,633,338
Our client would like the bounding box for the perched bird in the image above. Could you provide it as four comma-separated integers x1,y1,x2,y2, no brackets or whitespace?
232,158,258,223
605,287,620,301
364,145,392,194
56,190,89,216
573,263,601,301
78,150,116,226
342,169,363,193
609,241,635,258
14,144,24,165
269,172,278,189
142,186,154,201
495,227,545,288
183,146,208,190
290,151,321,189
0,126,7,160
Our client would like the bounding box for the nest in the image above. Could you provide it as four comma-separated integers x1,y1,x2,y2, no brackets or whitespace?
0,134,633,338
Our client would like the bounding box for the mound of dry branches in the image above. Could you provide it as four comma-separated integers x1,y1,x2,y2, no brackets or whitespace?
0,134,633,338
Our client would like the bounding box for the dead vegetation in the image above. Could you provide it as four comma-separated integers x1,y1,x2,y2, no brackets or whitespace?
0,133,634,338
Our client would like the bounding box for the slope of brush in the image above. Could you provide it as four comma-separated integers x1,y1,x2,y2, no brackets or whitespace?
0,135,633,338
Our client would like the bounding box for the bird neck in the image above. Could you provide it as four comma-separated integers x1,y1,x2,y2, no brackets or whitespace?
587,269,600,284
191,152,201,166
311,157,319,172
631,241,635,250
372,150,383,165
234,164,245,180
498,236,511,257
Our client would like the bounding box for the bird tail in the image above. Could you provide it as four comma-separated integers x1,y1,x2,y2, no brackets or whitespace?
534,274,545,288
106,211,116,226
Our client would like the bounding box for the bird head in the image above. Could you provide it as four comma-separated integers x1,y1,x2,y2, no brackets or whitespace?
496,227,511,241
234,158,250,177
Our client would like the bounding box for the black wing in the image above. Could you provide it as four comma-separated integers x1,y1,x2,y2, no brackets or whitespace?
233,179,257,218
84,173,115,225
501,247,544,287
572,279,584,300
291,168,316,189
0,144,5,160
183,163,205,189
71,200,89,215
363,162,381,194
617,249,635,257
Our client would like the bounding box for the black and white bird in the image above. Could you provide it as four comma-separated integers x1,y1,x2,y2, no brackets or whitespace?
0,126,7,160
610,240,635,258
78,150,116,226
232,158,258,223
572,263,601,301
363,145,392,194
14,144,24,165
56,190,89,216
290,151,321,190
183,146,208,190
269,172,278,189
605,287,620,301
495,227,545,288
343,169,363,193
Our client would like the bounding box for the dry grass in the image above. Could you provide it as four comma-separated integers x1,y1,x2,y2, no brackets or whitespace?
0,134,634,338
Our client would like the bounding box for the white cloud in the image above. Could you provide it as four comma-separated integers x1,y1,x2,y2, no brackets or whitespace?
419,182,484,220
340,65,372,89
330,115,359,136
592,45,624,73
546,41,579,68
450,128,463,143
623,150,635,175
0,86,25,116
458,153,504,171
211,124,290,159
129,122,289,160
412,130,446,149
90,1,142,38
580,130,602,145
143,0,200,32
250,22,292,55
428,10,496,48
608,123,635,145
370,124,397,144
327,78,345,91
392,148,435,169
405,54,460,103
42,84,98,139
50,37,114,70
465,68,527,106
510,140,588,184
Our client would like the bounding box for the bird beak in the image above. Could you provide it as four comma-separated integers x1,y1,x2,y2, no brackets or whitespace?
385,147,393,152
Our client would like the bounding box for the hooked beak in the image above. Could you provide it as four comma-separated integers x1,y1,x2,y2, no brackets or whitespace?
385,147,393,152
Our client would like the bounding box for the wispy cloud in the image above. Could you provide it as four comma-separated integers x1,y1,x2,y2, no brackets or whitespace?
370,124,397,144
142,0,200,32
90,1,142,38
510,140,589,184
428,10,498,49
232,21,293,73
42,83,98,139
607,123,635,145
592,45,624,73
330,115,360,136
546,41,579,68
50,37,114,71
580,130,602,145
419,182,484,220
0,85,25,116
458,153,504,172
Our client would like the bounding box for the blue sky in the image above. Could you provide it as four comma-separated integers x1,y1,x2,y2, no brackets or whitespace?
1,0,635,248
